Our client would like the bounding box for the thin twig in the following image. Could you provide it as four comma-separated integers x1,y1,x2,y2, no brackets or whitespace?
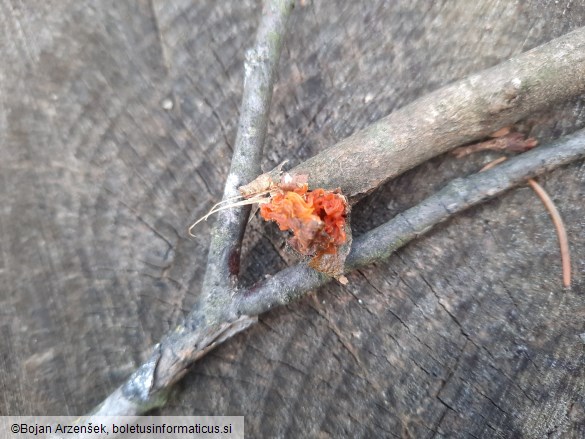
527,179,572,288
200,0,295,312
482,158,571,288
88,0,295,416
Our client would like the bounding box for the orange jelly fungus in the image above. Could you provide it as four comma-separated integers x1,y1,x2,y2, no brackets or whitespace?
260,184,347,256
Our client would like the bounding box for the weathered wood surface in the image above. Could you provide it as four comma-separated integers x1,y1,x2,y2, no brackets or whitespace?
1,0,584,437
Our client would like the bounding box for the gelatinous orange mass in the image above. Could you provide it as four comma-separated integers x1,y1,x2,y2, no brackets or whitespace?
307,189,347,246
260,185,347,256
260,190,318,230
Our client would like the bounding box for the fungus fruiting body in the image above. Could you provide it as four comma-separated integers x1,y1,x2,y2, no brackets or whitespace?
189,167,350,277
259,181,348,258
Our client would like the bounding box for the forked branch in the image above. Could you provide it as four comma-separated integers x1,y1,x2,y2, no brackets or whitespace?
88,23,585,417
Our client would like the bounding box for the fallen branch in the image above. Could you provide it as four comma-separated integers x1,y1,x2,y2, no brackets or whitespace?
233,129,585,315
88,24,585,419
292,26,585,200
90,127,585,417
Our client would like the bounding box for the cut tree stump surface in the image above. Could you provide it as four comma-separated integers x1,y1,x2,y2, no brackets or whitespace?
1,1,584,437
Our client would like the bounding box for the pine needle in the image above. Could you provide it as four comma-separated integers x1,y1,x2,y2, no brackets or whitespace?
527,179,572,288
480,157,572,288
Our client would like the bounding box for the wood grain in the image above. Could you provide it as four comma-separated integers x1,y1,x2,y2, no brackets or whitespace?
1,0,585,437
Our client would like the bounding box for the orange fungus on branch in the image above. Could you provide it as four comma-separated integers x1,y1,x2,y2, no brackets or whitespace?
259,180,348,257
235,168,351,276
190,167,349,275
307,188,347,246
